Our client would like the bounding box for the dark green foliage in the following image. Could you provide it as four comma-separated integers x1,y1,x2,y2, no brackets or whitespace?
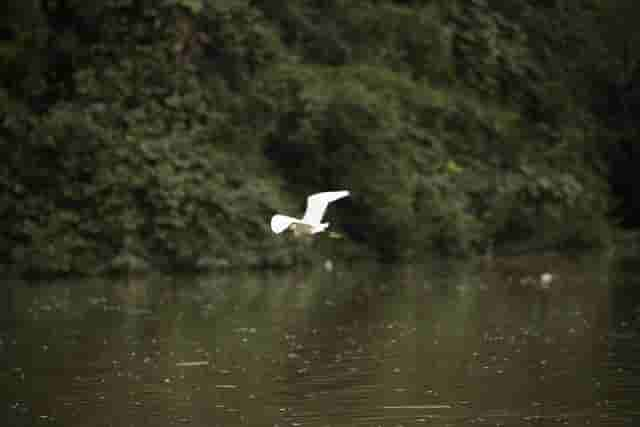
0,0,620,274
260,64,482,256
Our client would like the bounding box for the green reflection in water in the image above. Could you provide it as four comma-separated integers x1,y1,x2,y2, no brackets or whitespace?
1,253,639,427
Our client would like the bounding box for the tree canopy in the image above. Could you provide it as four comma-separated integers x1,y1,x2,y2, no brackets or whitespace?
0,0,634,274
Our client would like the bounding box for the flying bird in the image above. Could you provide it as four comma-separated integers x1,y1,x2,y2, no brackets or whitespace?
271,191,349,236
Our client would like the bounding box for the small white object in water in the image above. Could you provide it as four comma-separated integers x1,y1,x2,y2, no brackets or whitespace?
175,361,209,367
271,191,349,236
540,272,553,288
323,259,334,272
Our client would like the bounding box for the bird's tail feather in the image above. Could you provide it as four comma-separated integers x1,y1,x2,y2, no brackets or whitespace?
311,222,329,234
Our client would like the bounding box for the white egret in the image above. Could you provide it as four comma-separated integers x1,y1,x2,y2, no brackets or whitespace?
271,191,349,236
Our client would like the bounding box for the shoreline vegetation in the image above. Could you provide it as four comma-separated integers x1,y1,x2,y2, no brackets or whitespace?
1,0,638,276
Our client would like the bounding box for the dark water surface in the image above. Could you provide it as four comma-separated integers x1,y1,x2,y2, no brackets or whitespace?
2,254,639,426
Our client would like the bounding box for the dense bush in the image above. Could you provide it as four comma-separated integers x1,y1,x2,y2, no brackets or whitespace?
0,0,623,274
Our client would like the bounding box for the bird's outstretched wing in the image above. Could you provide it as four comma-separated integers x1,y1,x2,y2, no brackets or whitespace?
271,214,299,234
302,190,349,225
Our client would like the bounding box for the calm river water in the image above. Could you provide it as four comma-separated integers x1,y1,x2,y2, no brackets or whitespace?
1,253,639,426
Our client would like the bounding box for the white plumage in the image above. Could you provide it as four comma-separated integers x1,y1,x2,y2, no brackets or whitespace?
271,191,349,236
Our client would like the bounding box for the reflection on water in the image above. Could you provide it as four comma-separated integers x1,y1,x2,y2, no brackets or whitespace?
1,254,639,426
